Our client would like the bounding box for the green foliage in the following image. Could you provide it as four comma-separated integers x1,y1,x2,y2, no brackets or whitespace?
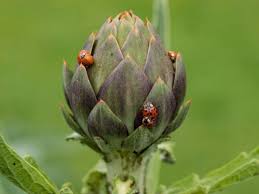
0,135,59,194
81,160,108,194
59,183,74,194
163,146,259,194
157,140,176,164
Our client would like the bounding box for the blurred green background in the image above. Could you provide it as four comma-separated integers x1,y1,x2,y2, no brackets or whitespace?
0,0,258,193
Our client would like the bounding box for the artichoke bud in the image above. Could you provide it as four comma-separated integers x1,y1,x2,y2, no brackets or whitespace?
62,11,190,154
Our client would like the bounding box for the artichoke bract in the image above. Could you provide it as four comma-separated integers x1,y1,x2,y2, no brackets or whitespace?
62,11,190,154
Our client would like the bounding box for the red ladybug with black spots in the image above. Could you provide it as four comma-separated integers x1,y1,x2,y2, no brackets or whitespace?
142,102,158,128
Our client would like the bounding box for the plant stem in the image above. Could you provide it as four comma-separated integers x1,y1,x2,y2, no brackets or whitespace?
104,151,156,194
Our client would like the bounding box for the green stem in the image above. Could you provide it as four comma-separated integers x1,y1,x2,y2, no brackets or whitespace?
104,151,157,194
152,0,171,49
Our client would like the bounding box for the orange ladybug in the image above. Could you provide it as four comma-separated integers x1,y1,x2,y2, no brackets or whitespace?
142,102,158,128
77,50,94,67
168,51,178,63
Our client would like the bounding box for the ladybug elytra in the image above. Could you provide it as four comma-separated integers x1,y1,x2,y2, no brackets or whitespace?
142,102,158,128
77,50,94,67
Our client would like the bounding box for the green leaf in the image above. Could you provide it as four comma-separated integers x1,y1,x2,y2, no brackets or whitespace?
157,140,176,164
152,0,171,49
165,146,259,194
0,135,58,194
59,183,74,194
0,182,8,194
81,160,108,194
65,132,102,154
24,155,56,187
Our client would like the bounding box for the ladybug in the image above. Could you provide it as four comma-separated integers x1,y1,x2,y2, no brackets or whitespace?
142,102,158,128
142,117,154,129
168,51,178,63
77,50,94,67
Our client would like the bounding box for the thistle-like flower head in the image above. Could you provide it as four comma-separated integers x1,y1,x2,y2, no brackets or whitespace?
62,11,190,154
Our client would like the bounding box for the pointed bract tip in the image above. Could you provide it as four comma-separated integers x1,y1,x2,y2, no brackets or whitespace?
128,10,134,16
107,16,113,23
132,26,139,34
108,33,115,40
97,99,105,104
78,63,86,70
144,18,149,26
119,11,132,20
186,99,192,105
176,52,182,59
59,103,65,109
157,76,163,82
125,54,132,60
90,32,97,37
150,35,156,42
146,19,151,25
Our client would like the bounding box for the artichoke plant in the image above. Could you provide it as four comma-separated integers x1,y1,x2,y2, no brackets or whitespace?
62,10,191,193
62,11,190,155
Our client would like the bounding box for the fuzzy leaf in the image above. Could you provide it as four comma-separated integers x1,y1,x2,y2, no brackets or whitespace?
152,0,171,49
157,140,176,164
66,132,101,153
81,160,108,194
24,155,56,187
165,146,259,194
59,183,74,194
0,135,58,194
